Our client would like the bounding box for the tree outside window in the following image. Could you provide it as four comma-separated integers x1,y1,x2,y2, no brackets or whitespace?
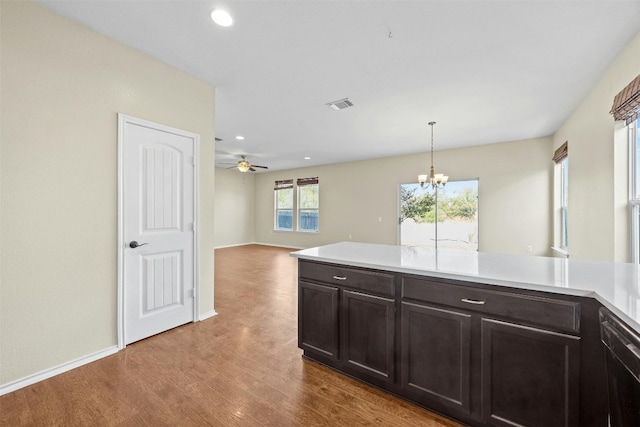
297,178,319,232
274,179,293,231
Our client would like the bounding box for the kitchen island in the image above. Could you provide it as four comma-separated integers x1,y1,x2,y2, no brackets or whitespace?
291,242,640,427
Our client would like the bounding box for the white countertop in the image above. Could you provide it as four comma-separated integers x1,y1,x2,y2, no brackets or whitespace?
291,242,640,334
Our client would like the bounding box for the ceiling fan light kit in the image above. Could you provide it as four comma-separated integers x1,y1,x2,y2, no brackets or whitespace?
220,155,269,173
237,159,251,172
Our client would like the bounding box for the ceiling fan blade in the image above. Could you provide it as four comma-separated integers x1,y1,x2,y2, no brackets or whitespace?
252,165,268,169
226,166,238,169
249,167,256,172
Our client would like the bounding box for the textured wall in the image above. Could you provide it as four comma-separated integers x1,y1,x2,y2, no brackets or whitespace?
552,31,640,262
0,1,216,386
214,169,256,248
254,136,553,257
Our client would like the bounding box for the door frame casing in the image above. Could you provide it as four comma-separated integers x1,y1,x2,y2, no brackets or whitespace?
117,113,200,350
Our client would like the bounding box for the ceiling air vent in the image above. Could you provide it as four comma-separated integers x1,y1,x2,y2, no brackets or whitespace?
326,98,354,111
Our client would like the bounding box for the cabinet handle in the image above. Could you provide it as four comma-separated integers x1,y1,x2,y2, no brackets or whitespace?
332,275,347,281
461,298,486,305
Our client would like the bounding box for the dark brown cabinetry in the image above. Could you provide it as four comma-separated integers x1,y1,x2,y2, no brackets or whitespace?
480,318,580,427
343,290,395,382
298,261,396,383
600,307,640,427
297,260,608,427
298,281,339,361
400,275,582,427
400,301,472,414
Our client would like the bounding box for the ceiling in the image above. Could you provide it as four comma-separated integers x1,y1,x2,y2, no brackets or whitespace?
36,0,640,172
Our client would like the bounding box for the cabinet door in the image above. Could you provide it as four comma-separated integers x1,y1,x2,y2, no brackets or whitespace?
298,281,339,361
342,290,395,383
481,318,580,427
400,301,472,414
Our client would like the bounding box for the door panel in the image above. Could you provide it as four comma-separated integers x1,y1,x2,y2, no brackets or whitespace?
298,281,340,361
122,116,196,345
342,290,395,383
481,318,580,427
142,252,181,314
143,145,182,231
401,301,472,414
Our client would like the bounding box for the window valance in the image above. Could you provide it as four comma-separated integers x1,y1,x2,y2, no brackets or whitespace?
274,179,293,190
297,177,319,186
610,74,640,125
553,141,568,163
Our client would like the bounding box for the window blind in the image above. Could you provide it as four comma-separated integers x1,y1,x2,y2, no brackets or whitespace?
274,179,293,190
553,141,568,163
610,74,640,125
296,177,319,186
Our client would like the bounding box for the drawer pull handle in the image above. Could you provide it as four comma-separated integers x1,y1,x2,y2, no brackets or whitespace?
461,298,486,305
332,275,347,281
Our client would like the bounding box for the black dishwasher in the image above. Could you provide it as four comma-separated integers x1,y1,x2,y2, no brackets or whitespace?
599,307,640,427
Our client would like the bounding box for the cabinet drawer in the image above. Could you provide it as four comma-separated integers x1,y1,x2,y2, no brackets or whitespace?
402,276,580,334
299,261,395,297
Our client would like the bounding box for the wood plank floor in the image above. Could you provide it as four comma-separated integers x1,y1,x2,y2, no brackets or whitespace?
0,244,462,426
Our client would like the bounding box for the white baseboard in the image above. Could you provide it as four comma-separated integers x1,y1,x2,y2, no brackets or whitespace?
214,242,253,249
0,345,119,396
215,242,305,250
253,242,305,250
199,310,218,321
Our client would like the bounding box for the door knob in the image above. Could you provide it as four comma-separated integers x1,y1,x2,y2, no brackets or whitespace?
129,241,148,248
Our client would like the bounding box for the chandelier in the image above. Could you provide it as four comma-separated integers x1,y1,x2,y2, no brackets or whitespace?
418,121,448,188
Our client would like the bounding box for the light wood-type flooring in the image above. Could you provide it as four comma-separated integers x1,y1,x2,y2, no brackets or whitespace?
0,244,462,426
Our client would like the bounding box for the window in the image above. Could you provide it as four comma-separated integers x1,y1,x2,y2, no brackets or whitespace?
560,157,569,250
274,179,293,231
553,141,569,255
611,74,640,262
399,179,478,251
630,119,640,263
297,177,319,232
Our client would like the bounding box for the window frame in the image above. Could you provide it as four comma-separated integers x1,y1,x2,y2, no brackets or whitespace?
629,119,640,263
552,142,569,257
559,157,569,251
274,180,294,232
297,181,319,233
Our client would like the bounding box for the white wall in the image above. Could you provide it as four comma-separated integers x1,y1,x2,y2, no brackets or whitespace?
255,137,553,256
214,169,255,248
0,1,216,387
552,31,640,262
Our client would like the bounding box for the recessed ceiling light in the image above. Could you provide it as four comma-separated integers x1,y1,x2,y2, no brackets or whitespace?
235,135,245,140
304,157,311,160
211,9,233,27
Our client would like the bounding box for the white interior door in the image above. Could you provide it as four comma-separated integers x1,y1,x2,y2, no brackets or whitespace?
119,115,198,345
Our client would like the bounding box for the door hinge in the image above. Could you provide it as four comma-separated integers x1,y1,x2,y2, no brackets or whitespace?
190,222,196,231
189,156,195,166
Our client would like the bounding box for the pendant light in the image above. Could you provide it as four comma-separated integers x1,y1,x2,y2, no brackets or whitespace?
418,121,448,188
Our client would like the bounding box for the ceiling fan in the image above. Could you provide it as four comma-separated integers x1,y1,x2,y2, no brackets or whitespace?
220,155,269,173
